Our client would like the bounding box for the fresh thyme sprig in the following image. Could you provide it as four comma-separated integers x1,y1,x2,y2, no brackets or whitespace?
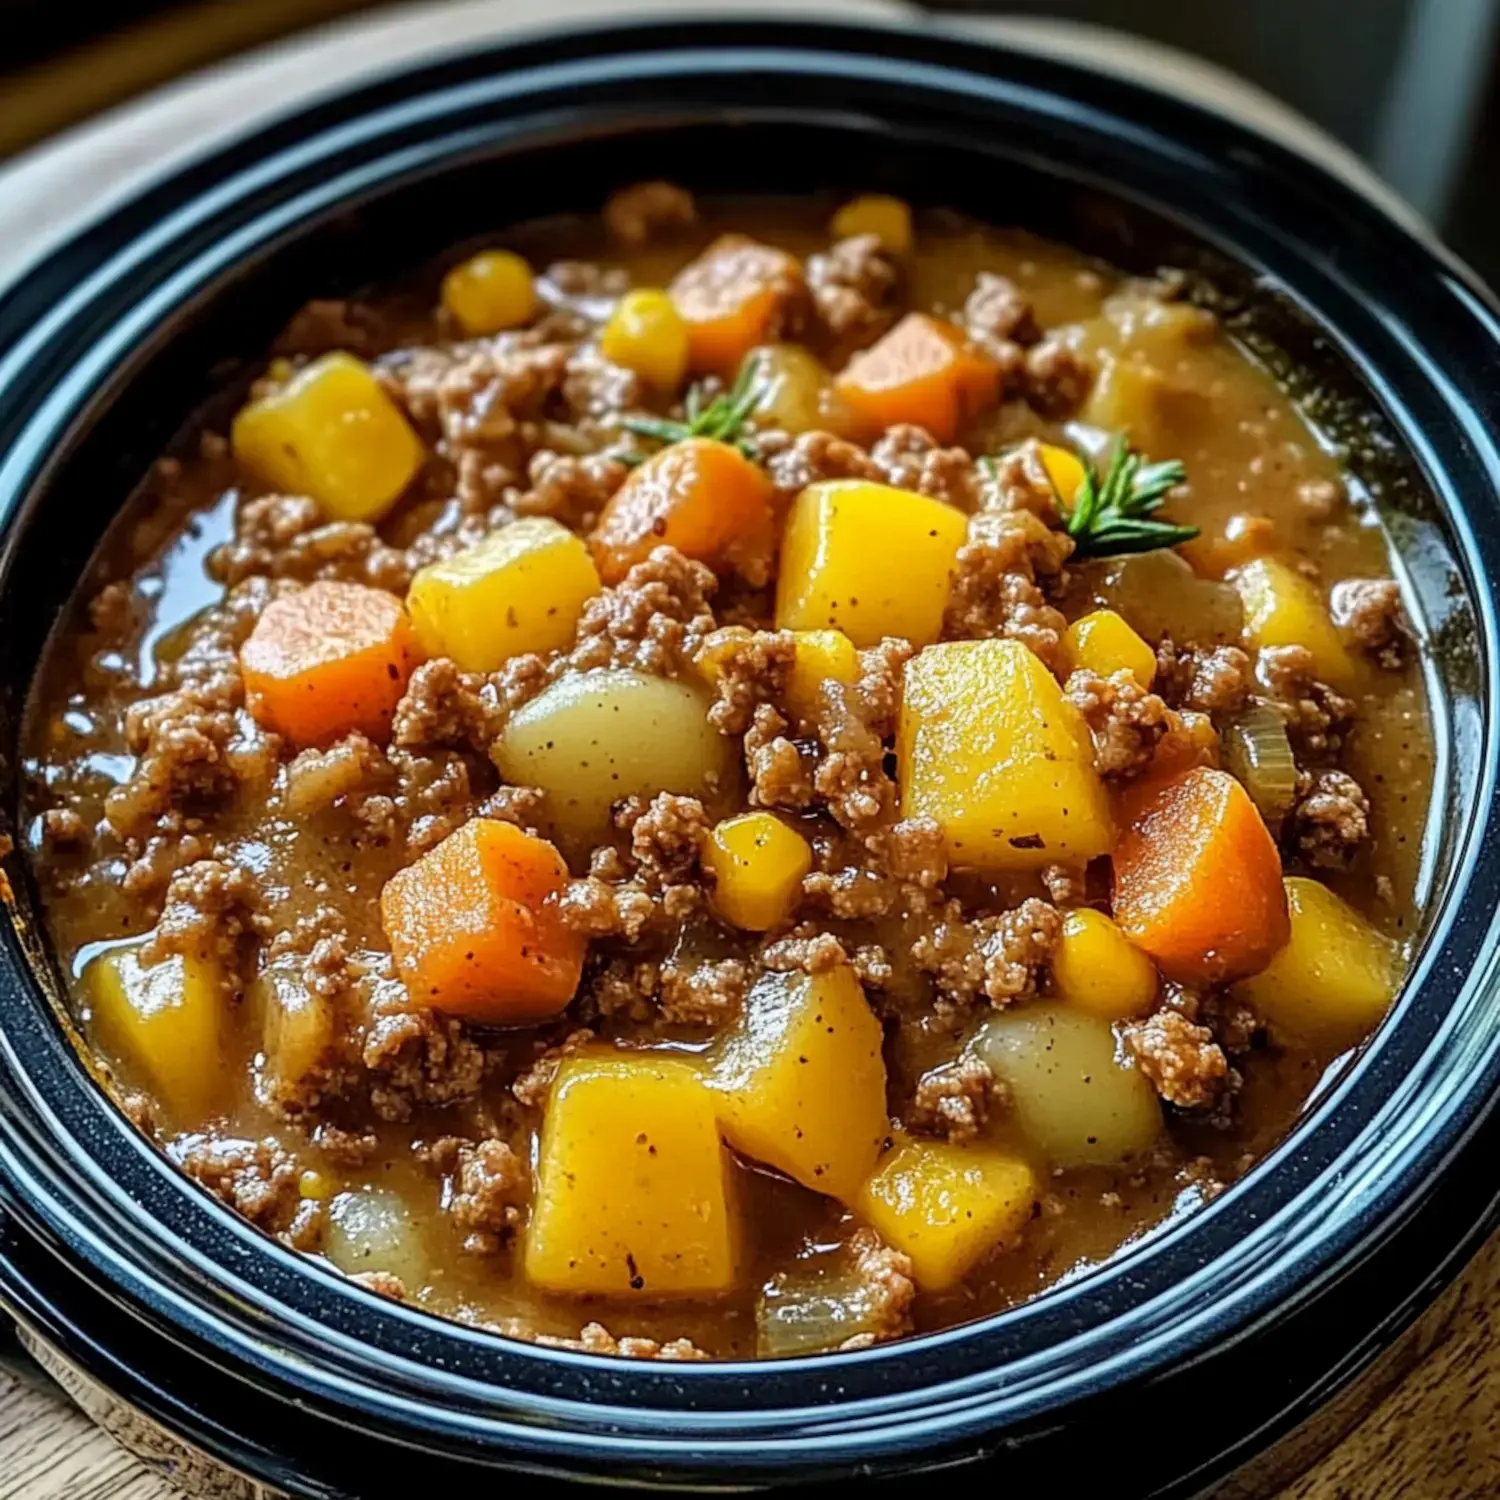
1061,436,1197,557
619,357,766,464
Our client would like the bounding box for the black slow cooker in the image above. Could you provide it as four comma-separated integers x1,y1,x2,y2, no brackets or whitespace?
0,17,1496,1497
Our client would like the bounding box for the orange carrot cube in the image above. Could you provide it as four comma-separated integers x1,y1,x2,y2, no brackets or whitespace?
380,818,584,1024
240,580,418,747
669,235,806,376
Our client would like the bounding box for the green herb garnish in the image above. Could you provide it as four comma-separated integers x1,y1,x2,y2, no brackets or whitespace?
620,358,765,464
1061,436,1197,557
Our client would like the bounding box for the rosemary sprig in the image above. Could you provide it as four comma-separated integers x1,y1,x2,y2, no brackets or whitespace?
619,357,766,464
1062,436,1197,558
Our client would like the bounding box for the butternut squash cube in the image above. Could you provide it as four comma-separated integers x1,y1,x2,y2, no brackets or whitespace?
1234,557,1359,689
1036,442,1086,508
708,965,887,1203
1050,909,1158,1021
899,639,1114,871
829,194,913,254
231,352,424,523
705,812,812,932
856,1136,1036,1292
441,249,536,335
1234,876,1399,1050
1066,608,1156,688
670,234,806,377
526,1052,739,1297
84,942,224,1124
786,628,860,722
406,517,601,672
775,480,967,648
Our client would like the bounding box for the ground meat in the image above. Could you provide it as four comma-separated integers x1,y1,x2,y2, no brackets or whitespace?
1123,1009,1228,1110
424,1136,528,1254
1296,476,1344,520
559,877,659,942
1041,863,1087,907
1330,577,1410,669
658,956,750,1026
698,627,796,734
868,816,949,889
744,702,817,811
474,783,547,831
209,493,410,592
760,428,881,500
868,424,979,508
977,440,1063,523
807,639,913,833
912,896,1060,1014
761,926,850,975
1155,640,1254,715
806,233,898,342
908,1055,996,1142
1257,645,1355,758
349,1271,408,1301
830,1228,917,1350
360,1000,485,1122
513,448,629,530
175,1136,307,1240
511,1028,595,1110
1289,768,1371,869
1065,668,1172,778
275,298,389,358
141,859,265,968
569,547,718,678
381,339,568,448
943,517,1071,674
562,344,643,421
1023,336,1094,416
535,1323,710,1360
603,181,696,245
626,792,711,885
41,807,89,849
314,1125,379,1166
391,654,543,756
962,271,1038,351
283,734,388,817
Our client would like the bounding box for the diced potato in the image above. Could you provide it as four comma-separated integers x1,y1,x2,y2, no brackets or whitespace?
491,668,735,853
856,1135,1036,1292
708,965,887,1202
526,1052,739,1297
251,964,334,1105
1050,909,1158,1021
84,941,224,1123
1066,609,1156,688
1036,441,1086,508
599,288,690,392
231,352,424,523
441,249,537,335
1083,353,1212,456
1234,557,1358,688
899,639,1114,872
326,1187,429,1288
786,629,859,722
406,517,601,671
775,480,967,648
1095,549,1245,646
972,1004,1162,1169
747,344,855,436
1235,877,1399,1049
705,812,812,932
829,194,913,253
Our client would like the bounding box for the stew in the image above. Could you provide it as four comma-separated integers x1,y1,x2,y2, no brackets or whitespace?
23,185,1434,1359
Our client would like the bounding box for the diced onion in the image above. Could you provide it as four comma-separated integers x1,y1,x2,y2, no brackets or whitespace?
757,1251,882,1358
1222,702,1299,828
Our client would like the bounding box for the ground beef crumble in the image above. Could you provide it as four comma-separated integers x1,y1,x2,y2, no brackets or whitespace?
908,1055,998,1143
603,181,696,246
569,547,718,677
806,233,899,343
1123,1008,1229,1111
423,1136,529,1254
869,424,979,508
1330,577,1410,669
836,1229,917,1350
534,1323,710,1360
175,1136,318,1247
1289,768,1371,869
1065,669,1172,778
1155,640,1254,716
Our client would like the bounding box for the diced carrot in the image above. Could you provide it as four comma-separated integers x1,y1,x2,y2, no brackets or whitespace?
669,234,806,376
590,436,775,584
833,313,1000,443
240,580,418,747
1113,766,1290,985
1114,717,1218,828
380,818,584,1024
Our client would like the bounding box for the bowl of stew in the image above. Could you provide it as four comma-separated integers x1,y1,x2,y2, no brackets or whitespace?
0,15,1496,1496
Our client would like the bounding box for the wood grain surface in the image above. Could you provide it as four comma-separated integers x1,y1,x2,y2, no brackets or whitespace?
0,2,1490,1496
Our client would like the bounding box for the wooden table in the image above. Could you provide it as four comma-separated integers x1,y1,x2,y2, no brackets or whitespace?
0,2,1492,1495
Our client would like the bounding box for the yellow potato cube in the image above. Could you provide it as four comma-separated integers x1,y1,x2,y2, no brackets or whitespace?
705,812,812,932
775,480,967,648
231,352,424,523
407,517,601,671
525,1052,738,1297
829,194,913,254
1051,909,1158,1021
83,941,224,1123
599,288,690,393
1083,354,1212,456
857,1136,1036,1291
899,639,1114,871
1235,877,1399,1049
1234,557,1359,689
786,628,860,722
1036,441,1086,507
441,249,537,335
1066,609,1157,687
708,965,887,1202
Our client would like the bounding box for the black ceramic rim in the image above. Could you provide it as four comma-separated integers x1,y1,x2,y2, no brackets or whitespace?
0,17,1496,1494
